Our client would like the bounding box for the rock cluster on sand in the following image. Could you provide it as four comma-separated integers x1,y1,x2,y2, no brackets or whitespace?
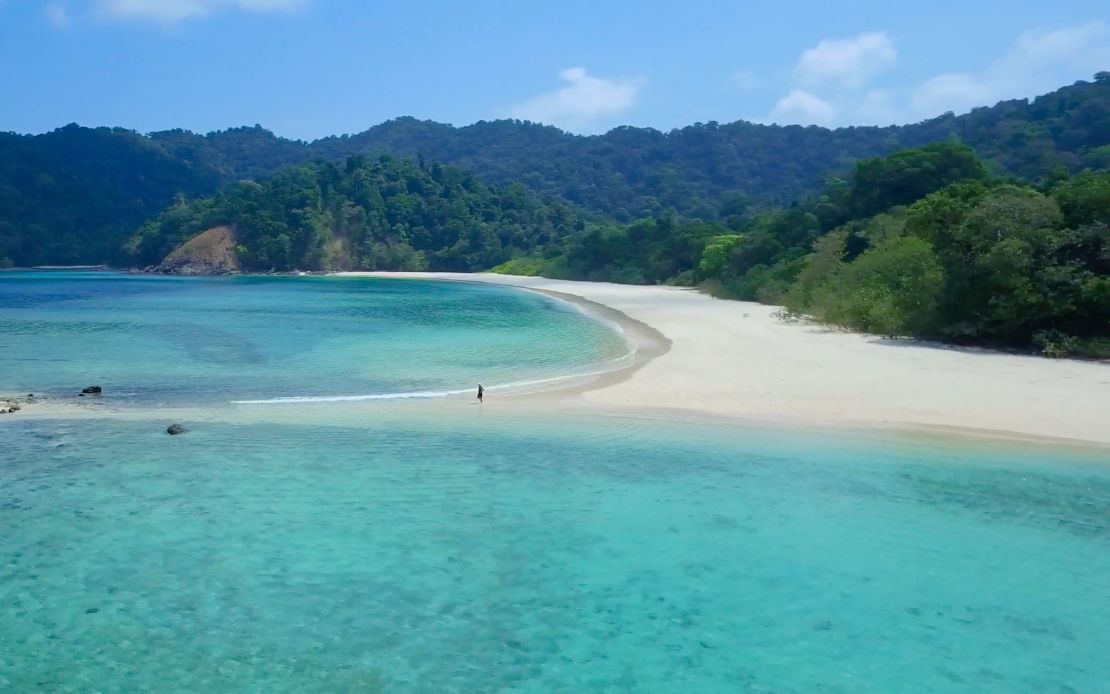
1,397,26,414
148,225,241,276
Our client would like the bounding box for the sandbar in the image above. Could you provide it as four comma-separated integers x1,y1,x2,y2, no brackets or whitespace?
340,272,1110,447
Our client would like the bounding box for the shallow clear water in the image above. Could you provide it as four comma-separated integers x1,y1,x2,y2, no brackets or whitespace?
2,272,1108,692
2,416,1108,692
0,271,628,405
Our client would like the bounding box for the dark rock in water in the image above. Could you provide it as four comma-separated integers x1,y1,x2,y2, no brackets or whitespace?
81,386,102,394
166,423,186,435
85,607,99,614
78,393,85,397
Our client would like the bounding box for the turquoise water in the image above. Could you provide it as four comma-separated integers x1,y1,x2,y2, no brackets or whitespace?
2,272,1109,692
2,416,1108,692
0,271,628,405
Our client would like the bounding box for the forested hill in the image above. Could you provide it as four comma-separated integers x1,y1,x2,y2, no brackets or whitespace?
125,156,585,273
306,76,1109,217
1,76,1107,266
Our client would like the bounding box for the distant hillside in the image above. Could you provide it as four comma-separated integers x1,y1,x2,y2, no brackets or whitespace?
126,156,586,273
1,76,1106,266
0,125,221,266
305,76,1107,218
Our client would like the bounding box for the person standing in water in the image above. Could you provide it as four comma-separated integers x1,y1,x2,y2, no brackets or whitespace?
477,384,484,403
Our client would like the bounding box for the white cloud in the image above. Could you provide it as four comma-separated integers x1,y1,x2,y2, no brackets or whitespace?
770,21,1108,127
853,89,897,125
45,2,70,27
797,31,896,89
510,67,643,132
909,73,992,118
1007,22,1108,68
770,89,836,126
983,21,1110,97
901,20,1108,121
95,0,304,23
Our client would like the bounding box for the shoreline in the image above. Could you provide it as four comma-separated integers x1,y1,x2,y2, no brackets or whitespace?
10,385,1108,460
5,270,1109,450
497,285,672,396
336,272,1110,448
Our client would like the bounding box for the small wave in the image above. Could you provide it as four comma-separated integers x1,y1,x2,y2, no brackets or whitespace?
232,388,473,404
231,355,635,405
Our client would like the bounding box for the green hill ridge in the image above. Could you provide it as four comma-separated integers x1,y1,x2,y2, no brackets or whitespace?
2,76,1106,267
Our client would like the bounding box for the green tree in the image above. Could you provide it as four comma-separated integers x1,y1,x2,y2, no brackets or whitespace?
696,235,744,279
847,141,987,220
808,236,945,337
1052,171,1110,227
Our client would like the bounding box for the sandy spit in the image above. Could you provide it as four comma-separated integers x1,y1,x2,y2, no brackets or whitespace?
338,272,1110,447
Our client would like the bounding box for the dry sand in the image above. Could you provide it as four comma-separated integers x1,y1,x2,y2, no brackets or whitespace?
341,272,1110,446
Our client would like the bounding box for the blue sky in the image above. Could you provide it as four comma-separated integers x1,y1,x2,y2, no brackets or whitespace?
2,1,1107,140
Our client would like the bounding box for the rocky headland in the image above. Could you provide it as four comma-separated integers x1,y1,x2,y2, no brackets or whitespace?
148,225,240,275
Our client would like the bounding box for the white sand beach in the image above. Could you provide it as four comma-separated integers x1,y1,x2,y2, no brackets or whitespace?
343,272,1110,446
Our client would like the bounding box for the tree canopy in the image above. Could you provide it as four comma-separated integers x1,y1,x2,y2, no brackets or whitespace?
2,77,1106,267
126,156,586,273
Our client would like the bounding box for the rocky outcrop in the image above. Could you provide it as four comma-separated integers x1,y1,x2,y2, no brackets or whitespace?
152,225,240,275
81,385,102,394
166,423,186,435
1,396,29,414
